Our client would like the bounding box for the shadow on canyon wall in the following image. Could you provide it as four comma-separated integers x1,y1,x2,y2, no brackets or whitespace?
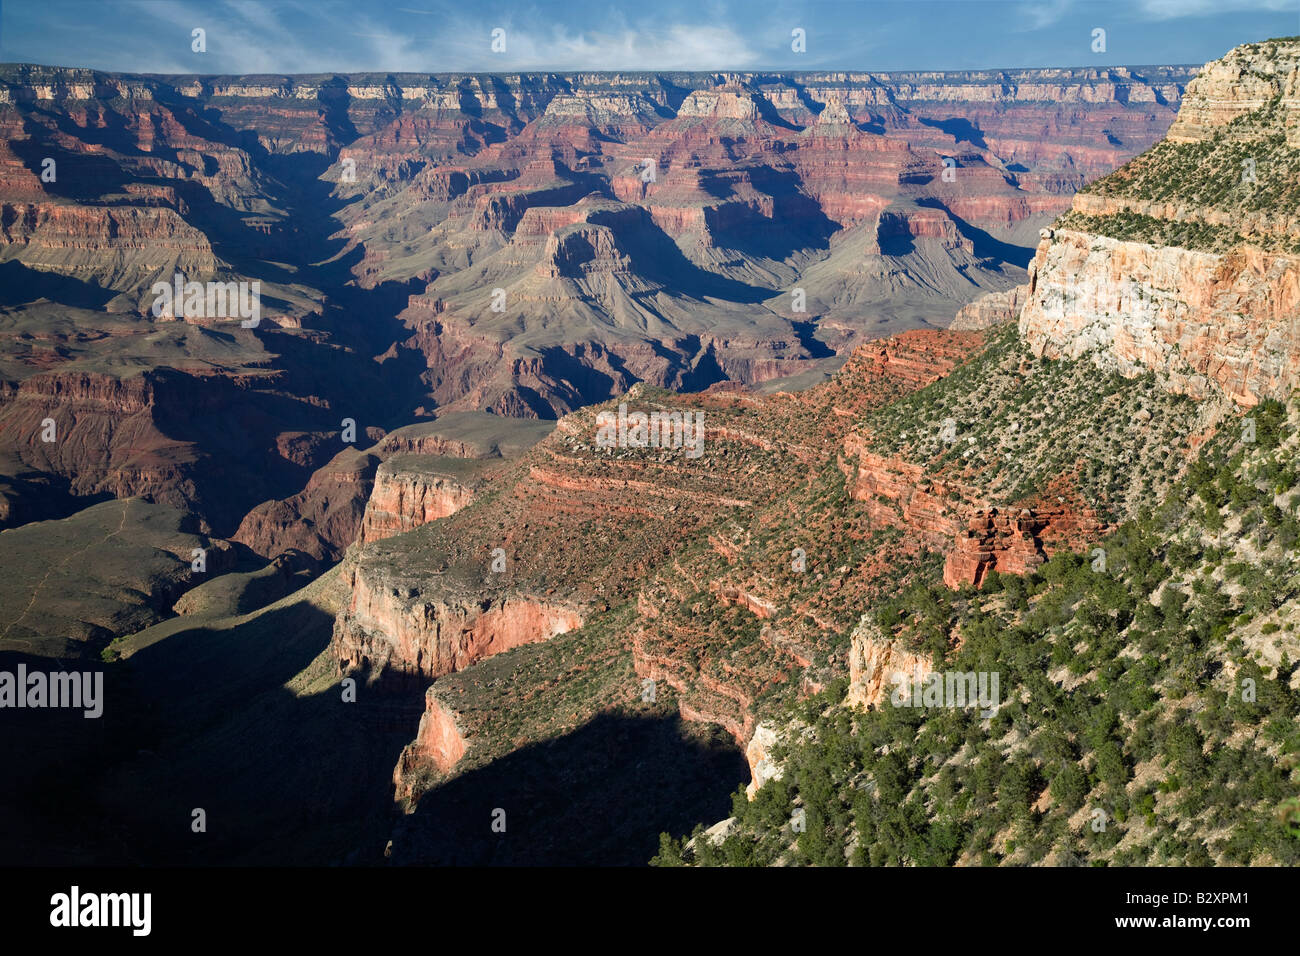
0,599,746,866
0,602,414,866
395,711,748,867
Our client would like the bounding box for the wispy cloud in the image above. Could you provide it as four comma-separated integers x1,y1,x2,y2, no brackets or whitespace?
458,22,759,70
1015,0,1075,32
1135,0,1297,20
90,2,757,73
3,0,1297,75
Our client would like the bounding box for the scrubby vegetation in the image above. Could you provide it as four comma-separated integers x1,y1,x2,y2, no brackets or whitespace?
861,323,1210,523
1058,210,1249,253
1061,96,1300,254
655,397,1300,866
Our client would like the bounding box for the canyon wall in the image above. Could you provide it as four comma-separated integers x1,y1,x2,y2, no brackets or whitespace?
943,503,1106,589
234,447,381,563
846,615,934,710
1020,38,1300,407
393,685,469,803
0,61,1195,515
332,564,585,680
358,460,479,543
1020,227,1300,406
950,284,1029,331
843,441,1107,589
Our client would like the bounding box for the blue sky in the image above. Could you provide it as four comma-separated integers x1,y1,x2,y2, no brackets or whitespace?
2,0,1298,74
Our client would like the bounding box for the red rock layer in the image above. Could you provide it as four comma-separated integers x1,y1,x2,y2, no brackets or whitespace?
333,584,584,680
844,444,1108,590
942,501,1106,589
393,686,469,801
358,468,478,544
233,448,381,564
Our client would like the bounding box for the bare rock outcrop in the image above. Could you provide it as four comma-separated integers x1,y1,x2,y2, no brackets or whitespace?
234,447,381,564
846,615,933,710
844,442,1107,590
1165,37,1299,146
358,458,480,544
1020,229,1300,406
332,558,585,680
942,503,1106,589
393,685,469,803
949,284,1029,331
744,723,785,798
1020,38,1300,407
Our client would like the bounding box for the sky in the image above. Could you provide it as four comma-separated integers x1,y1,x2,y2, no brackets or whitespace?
1,0,1297,75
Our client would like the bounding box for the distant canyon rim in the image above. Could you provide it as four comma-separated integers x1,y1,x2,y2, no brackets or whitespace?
6,40,1298,868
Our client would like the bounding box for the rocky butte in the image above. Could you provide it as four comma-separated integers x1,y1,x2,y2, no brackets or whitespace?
1020,37,1300,407
10,45,1297,868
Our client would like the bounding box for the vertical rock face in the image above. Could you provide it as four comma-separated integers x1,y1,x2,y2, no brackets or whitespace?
943,508,1044,588
233,419,540,563
233,448,381,564
0,62,1193,505
0,371,181,506
358,458,480,543
393,686,468,804
744,723,785,799
949,284,1029,331
332,563,585,680
1164,38,1300,146
1020,38,1300,407
941,504,1106,589
846,616,933,710
835,325,1116,591
1020,229,1300,406
846,438,1108,590
843,445,961,544
0,366,329,533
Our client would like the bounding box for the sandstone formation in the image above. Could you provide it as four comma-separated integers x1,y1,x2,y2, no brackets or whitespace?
1020,38,1300,407
358,457,482,544
333,577,584,681
744,722,792,799
942,504,1106,589
950,284,1029,331
323,329,986,796
846,615,934,710
13,24,1300,872
393,685,469,803
234,447,381,564
841,349,1116,590
235,415,549,563
1164,38,1299,146
1020,228,1300,406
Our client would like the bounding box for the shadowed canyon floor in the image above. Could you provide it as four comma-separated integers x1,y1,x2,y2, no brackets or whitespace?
3,38,1300,866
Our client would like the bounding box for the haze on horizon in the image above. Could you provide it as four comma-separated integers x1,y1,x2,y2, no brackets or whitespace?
1,0,1297,75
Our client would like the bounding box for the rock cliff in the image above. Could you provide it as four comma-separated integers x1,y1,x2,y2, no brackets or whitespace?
358,457,481,544
1021,38,1300,407
846,615,934,710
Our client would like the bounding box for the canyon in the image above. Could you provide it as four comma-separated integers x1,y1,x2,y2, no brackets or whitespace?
0,62,1191,537
4,37,1298,868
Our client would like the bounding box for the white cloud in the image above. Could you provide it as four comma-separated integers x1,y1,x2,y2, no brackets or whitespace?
1015,0,1076,32
1136,0,1297,20
483,23,759,71
109,1,758,74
